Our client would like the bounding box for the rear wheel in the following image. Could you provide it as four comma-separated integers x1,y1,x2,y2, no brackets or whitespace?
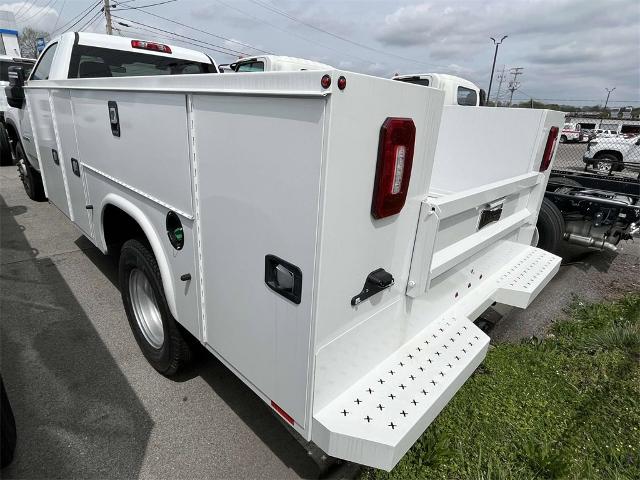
0,124,12,165
119,239,192,376
593,153,623,173
536,198,565,254
560,135,568,143
16,143,46,201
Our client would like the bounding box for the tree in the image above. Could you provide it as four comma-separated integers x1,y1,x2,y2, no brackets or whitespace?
19,27,51,59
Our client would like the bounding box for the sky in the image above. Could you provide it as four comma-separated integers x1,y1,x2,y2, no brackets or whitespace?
1,0,639,107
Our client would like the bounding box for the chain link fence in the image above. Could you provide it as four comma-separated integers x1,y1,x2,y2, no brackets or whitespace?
553,117,640,180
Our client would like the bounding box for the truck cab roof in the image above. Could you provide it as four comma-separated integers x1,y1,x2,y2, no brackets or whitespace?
229,55,333,72
392,73,482,106
35,32,216,80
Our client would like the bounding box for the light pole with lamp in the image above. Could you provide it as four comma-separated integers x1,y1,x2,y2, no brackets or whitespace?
486,35,508,105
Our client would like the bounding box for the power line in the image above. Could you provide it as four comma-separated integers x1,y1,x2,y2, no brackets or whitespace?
212,0,372,64
114,0,178,10
248,0,443,68
117,25,238,59
115,4,273,54
18,0,58,24
113,16,248,57
79,10,103,31
53,0,102,35
51,0,66,32
15,0,44,20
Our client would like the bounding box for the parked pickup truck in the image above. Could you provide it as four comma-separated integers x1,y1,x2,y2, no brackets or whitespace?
583,134,640,174
3,32,216,199
7,32,564,471
0,55,35,163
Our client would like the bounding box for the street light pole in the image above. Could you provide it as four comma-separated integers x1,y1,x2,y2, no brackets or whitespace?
486,35,507,105
604,87,616,111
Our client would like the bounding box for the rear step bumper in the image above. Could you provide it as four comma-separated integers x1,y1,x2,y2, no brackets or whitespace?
312,246,560,471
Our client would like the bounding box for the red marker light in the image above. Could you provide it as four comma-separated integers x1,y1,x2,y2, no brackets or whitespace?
337,76,347,90
321,74,331,89
131,40,172,54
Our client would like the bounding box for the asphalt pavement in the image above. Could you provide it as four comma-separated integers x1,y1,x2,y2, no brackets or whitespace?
1,163,639,479
0,165,325,479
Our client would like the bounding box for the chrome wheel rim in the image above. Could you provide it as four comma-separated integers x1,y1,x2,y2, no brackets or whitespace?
129,268,164,349
597,162,612,173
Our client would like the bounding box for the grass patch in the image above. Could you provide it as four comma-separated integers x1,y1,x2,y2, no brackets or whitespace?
361,294,640,480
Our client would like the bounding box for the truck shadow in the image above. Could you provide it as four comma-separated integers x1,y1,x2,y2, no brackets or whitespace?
76,243,329,479
0,194,153,479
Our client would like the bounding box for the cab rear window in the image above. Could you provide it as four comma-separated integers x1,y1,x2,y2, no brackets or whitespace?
68,45,216,79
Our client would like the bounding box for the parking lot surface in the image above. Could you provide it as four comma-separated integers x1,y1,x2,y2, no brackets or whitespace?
0,165,322,479
1,163,638,478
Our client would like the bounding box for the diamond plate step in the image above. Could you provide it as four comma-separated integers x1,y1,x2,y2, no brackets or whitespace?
312,314,489,471
493,246,561,308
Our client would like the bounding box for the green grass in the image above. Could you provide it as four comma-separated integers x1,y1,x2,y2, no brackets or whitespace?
361,294,640,480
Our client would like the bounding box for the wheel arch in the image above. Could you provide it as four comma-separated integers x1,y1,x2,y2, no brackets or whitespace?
593,149,623,161
99,193,178,318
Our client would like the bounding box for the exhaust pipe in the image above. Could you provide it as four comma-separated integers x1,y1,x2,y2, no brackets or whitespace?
564,233,617,251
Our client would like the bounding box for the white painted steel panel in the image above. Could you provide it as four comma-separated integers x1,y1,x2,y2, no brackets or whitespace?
193,94,326,428
311,75,444,417
29,89,70,217
50,89,93,237
430,107,547,194
70,91,193,216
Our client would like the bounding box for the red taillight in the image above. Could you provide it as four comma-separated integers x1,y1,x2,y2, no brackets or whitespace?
371,118,416,219
539,126,559,172
131,40,172,54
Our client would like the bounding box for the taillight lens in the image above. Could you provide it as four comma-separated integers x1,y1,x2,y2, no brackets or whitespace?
539,126,559,172
131,40,172,54
371,118,416,219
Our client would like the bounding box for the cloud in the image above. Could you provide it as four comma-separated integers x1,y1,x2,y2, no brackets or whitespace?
0,2,62,32
374,0,640,103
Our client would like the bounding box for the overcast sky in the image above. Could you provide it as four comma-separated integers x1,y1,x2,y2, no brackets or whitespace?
2,0,639,106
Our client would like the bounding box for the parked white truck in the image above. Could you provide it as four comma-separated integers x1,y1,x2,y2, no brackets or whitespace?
7,32,565,471
0,55,35,163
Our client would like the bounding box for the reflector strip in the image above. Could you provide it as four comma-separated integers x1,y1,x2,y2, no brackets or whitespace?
271,401,295,425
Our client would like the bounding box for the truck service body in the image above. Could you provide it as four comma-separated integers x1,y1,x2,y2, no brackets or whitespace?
8,32,565,471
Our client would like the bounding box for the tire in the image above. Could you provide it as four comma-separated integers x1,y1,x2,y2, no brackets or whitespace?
16,143,46,201
536,198,565,254
1,378,17,468
0,124,12,166
119,239,192,376
593,153,623,173
560,135,568,143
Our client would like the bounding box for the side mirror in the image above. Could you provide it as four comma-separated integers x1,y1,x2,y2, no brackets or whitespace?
479,89,487,106
6,66,26,109
229,62,237,72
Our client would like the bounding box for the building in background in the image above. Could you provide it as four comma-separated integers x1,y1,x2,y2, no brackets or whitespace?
0,11,20,57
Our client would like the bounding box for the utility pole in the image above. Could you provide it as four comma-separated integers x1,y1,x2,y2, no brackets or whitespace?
486,35,507,104
604,87,616,112
507,67,524,107
104,0,113,35
494,65,506,106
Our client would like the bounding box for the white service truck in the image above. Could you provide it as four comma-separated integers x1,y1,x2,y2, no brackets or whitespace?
392,73,483,106
3,32,216,198
7,32,565,471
